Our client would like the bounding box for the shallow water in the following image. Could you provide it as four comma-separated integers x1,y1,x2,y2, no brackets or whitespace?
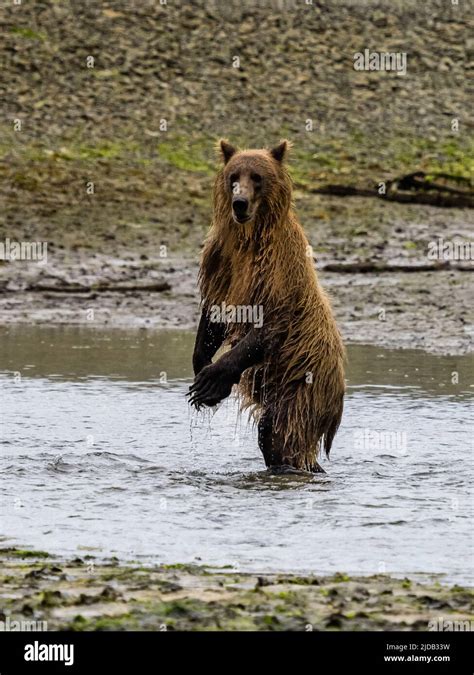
0,327,472,584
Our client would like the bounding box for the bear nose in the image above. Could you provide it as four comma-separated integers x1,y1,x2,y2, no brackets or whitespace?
232,198,249,217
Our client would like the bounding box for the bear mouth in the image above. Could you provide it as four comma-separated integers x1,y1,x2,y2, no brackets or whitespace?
233,214,251,224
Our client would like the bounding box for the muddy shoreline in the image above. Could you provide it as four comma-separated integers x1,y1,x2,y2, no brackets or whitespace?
0,549,472,631
1,250,472,355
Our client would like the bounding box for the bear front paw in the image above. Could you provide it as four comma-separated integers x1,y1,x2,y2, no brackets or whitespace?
188,362,237,409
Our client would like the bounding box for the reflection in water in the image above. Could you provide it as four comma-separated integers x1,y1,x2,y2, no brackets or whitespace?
0,326,472,584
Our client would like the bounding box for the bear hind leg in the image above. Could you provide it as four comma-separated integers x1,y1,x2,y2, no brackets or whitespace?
257,411,325,474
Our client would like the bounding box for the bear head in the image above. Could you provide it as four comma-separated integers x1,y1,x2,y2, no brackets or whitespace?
215,139,292,227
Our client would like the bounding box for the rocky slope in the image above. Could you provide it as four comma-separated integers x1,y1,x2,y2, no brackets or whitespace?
0,0,472,253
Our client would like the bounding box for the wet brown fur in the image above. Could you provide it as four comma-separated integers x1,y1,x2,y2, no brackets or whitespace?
199,140,345,471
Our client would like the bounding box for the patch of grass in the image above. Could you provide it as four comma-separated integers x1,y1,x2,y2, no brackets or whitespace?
0,130,141,164
288,167,308,187
48,140,139,161
310,151,341,169
289,140,354,187
390,136,473,180
289,132,473,188
424,140,474,181
157,137,214,174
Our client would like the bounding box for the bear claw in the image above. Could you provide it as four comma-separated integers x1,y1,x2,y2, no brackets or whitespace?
188,362,235,409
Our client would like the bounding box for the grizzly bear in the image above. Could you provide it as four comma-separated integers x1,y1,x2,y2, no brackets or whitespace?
189,140,345,473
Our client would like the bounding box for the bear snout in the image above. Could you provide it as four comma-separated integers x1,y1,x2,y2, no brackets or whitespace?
232,197,250,222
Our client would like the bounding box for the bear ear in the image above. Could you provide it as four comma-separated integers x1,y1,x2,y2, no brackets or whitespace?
270,139,291,163
217,139,238,164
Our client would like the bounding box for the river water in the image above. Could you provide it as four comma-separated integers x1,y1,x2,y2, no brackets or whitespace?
0,327,472,584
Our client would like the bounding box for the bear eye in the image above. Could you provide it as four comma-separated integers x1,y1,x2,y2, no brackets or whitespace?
230,173,239,186
251,173,262,184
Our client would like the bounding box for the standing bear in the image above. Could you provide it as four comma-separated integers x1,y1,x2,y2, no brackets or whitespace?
189,140,345,473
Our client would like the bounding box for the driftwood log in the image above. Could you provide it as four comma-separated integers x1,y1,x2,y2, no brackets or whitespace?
312,172,474,209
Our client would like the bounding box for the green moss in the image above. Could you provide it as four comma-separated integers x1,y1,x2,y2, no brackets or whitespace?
163,599,197,617
289,132,473,188
10,27,47,41
390,136,473,180
39,590,63,607
2,555,470,632
332,572,351,583
451,584,469,593
277,576,320,586
288,165,310,187
0,548,49,559
70,615,88,629
276,591,289,600
94,614,137,630
350,130,366,144
222,615,260,630
310,152,341,169
3,135,140,164
63,144,118,160
261,614,280,627
70,613,137,631
161,563,208,574
288,140,354,186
